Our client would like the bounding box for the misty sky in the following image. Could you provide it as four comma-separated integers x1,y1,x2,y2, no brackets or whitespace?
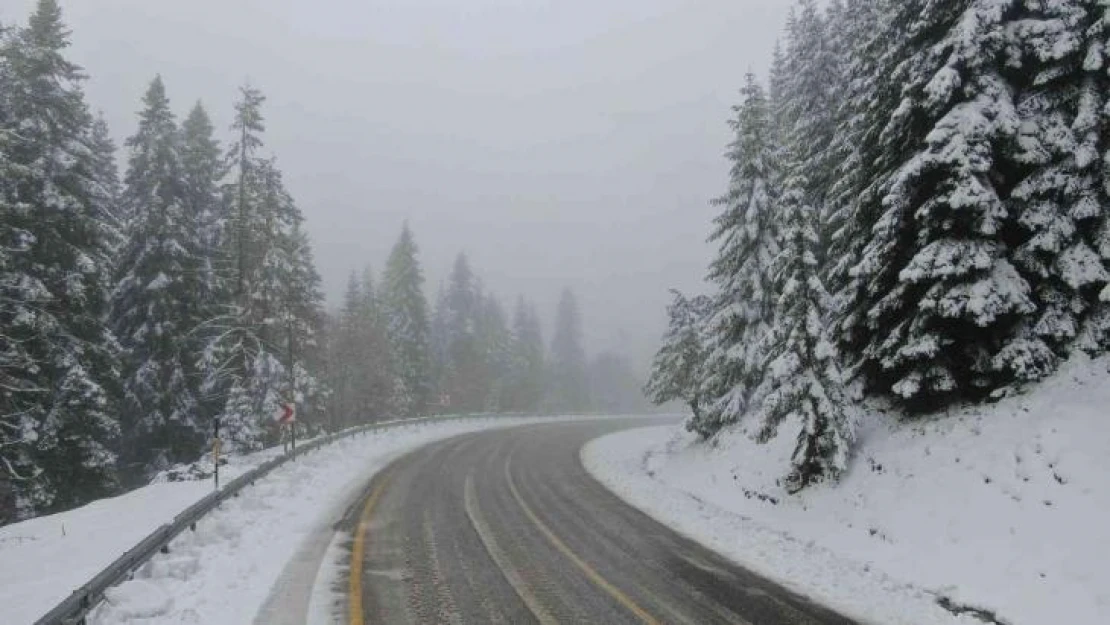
1,0,793,369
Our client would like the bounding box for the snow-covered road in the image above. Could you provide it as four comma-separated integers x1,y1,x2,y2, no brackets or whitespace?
333,418,852,625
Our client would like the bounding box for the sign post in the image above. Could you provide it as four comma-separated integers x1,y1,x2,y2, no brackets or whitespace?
212,416,221,491
274,401,296,457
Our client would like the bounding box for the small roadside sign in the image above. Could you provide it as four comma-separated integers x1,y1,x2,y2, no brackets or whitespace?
274,402,295,425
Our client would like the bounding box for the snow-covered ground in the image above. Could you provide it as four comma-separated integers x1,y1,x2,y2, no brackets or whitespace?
583,354,1110,625
0,440,295,625
0,416,561,625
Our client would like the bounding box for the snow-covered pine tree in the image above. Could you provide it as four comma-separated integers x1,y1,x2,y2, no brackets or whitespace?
478,293,513,412
428,283,451,407
277,218,329,433
224,85,265,305
329,273,364,427
330,267,394,426
88,114,124,254
442,253,485,413
200,86,266,450
507,296,546,413
780,0,842,265
824,0,902,361
1076,2,1110,349
696,73,779,439
849,0,1037,405
180,102,223,305
0,0,121,513
222,154,329,441
750,164,855,491
380,224,433,416
201,86,309,450
180,101,225,425
745,1,855,490
1006,1,1110,365
548,288,589,413
0,16,39,522
112,76,210,474
356,266,395,420
645,290,711,425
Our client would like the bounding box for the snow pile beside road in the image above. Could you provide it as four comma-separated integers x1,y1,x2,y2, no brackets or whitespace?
84,416,558,625
583,354,1110,625
0,442,290,625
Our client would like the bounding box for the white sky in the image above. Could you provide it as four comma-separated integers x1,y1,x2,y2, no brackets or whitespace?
1,0,795,368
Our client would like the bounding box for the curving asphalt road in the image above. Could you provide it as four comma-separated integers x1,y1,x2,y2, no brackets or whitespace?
340,418,856,625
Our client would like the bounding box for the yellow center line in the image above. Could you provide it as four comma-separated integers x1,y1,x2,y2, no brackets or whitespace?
504,454,662,625
348,473,391,625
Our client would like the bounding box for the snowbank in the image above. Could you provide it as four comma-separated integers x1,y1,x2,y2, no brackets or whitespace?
0,443,288,625
583,354,1110,625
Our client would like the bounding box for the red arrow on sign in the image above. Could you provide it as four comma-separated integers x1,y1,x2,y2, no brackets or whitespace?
273,403,295,424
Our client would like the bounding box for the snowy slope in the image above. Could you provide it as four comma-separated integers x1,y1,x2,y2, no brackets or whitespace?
0,416,562,625
584,354,1110,625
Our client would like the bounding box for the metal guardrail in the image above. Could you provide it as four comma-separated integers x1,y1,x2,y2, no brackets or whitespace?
32,414,484,625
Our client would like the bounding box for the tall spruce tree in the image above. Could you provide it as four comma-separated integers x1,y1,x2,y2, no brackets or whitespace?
442,253,485,412
548,288,589,412
849,0,1035,404
697,73,779,439
380,224,432,416
180,102,223,308
507,297,546,413
0,16,36,522
428,283,450,407
478,293,513,412
330,273,364,427
0,0,121,513
646,290,711,425
202,86,327,448
201,85,271,449
743,0,855,489
752,150,854,491
276,217,328,431
330,267,394,426
1006,1,1110,367
180,101,224,424
89,114,124,252
824,0,897,357
112,76,208,474
356,267,395,420
779,0,842,263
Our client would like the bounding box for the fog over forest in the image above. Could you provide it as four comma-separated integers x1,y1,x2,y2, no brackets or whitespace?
0,0,794,369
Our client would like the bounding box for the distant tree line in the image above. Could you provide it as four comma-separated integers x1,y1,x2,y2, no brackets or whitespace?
648,0,1110,492
326,240,652,430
